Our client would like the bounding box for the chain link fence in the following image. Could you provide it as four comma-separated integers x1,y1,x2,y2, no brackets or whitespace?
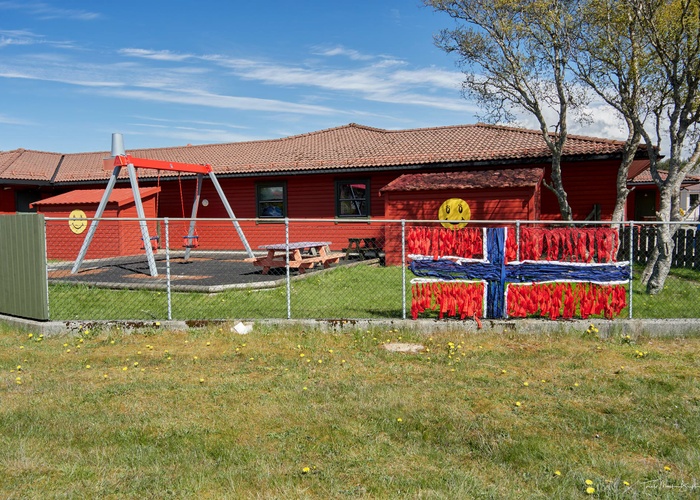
44,217,700,321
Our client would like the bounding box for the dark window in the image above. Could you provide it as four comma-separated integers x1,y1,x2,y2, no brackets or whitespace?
336,180,369,218
256,182,286,218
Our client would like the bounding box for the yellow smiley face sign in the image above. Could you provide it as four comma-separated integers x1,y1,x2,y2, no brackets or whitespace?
69,209,88,234
438,198,471,229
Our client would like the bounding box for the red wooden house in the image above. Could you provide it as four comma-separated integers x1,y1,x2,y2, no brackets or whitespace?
0,123,650,261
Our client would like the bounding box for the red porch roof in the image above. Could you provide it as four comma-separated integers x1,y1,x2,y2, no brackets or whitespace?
30,187,161,208
379,168,544,193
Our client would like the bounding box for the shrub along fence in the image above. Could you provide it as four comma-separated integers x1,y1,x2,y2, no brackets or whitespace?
34,217,700,321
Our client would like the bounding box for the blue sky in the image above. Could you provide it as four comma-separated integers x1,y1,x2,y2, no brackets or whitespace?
0,1,624,154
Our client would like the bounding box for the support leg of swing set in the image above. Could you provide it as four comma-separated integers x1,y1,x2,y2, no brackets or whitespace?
127,162,159,277
183,174,203,261
209,171,254,258
71,165,121,274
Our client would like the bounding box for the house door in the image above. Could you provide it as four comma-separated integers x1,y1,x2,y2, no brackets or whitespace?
634,190,656,221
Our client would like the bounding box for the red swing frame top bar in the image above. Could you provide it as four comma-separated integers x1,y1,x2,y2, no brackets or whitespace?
103,154,212,175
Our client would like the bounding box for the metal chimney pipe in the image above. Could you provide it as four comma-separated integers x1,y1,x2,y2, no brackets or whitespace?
111,133,125,156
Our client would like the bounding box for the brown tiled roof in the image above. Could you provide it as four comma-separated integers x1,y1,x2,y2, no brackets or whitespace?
1,123,640,184
629,169,700,185
379,168,544,192
30,187,161,208
0,149,62,182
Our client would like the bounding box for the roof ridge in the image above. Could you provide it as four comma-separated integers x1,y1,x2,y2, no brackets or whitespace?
471,122,628,145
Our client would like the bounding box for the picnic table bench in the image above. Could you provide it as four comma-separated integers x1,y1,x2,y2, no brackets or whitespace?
345,237,383,260
245,241,344,274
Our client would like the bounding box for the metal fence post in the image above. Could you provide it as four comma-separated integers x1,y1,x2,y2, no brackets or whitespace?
165,218,172,320
629,221,634,319
401,219,406,319
285,217,291,319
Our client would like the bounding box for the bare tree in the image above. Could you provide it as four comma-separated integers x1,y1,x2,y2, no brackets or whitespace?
427,0,700,294
425,0,585,221
628,0,700,294
573,0,649,222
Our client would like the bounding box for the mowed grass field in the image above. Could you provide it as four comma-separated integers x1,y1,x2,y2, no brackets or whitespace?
1,323,699,498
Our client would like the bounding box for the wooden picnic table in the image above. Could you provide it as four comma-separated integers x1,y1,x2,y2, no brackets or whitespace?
245,241,344,274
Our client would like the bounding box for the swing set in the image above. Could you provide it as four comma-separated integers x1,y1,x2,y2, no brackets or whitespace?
71,133,254,277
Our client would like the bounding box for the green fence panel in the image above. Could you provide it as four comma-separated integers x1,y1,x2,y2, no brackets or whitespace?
0,213,49,320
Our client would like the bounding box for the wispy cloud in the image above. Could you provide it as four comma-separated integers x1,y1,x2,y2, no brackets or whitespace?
0,1,100,21
311,45,376,61
0,112,32,125
126,122,261,144
101,87,339,115
118,48,194,62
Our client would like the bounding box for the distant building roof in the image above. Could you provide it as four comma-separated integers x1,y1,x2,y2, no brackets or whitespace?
380,168,544,193
628,169,700,185
1,123,646,185
31,187,160,208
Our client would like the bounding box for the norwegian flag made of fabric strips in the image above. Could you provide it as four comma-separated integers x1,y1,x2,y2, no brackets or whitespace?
410,227,630,320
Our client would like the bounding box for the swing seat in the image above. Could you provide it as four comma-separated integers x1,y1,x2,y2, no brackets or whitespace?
141,236,160,250
183,235,199,248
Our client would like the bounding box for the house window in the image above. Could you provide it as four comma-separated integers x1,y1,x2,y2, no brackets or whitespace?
256,182,286,218
336,180,369,218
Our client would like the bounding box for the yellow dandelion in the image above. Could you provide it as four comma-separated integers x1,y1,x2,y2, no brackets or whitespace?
554,470,561,476
664,465,671,472
206,342,211,346
302,467,311,474
586,487,595,494
523,381,529,386
103,374,109,379
515,401,522,407
199,378,204,383
585,479,593,485
300,353,305,357
397,418,403,423
623,481,630,486
86,365,91,369
133,362,139,367
122,366,128,371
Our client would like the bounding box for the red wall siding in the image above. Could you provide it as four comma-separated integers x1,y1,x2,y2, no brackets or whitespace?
26,157,622,261
0,187,15,213
38,196,158,260
382,187,536,264
540,159,621,220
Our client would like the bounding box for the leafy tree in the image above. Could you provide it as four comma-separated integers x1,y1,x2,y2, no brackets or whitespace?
425,0,583,221
427,0,700,294
613,0,700,294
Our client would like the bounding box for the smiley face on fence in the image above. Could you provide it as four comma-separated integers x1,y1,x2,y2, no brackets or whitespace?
69,209,87,234
438,198,470,229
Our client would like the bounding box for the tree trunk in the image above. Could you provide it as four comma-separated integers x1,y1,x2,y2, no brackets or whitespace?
645,223,674,294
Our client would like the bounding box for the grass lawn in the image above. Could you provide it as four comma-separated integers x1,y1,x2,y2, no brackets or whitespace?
1,323,699,498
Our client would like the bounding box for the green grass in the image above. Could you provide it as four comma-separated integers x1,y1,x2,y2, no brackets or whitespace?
1,325,699,498
48,263,700,320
